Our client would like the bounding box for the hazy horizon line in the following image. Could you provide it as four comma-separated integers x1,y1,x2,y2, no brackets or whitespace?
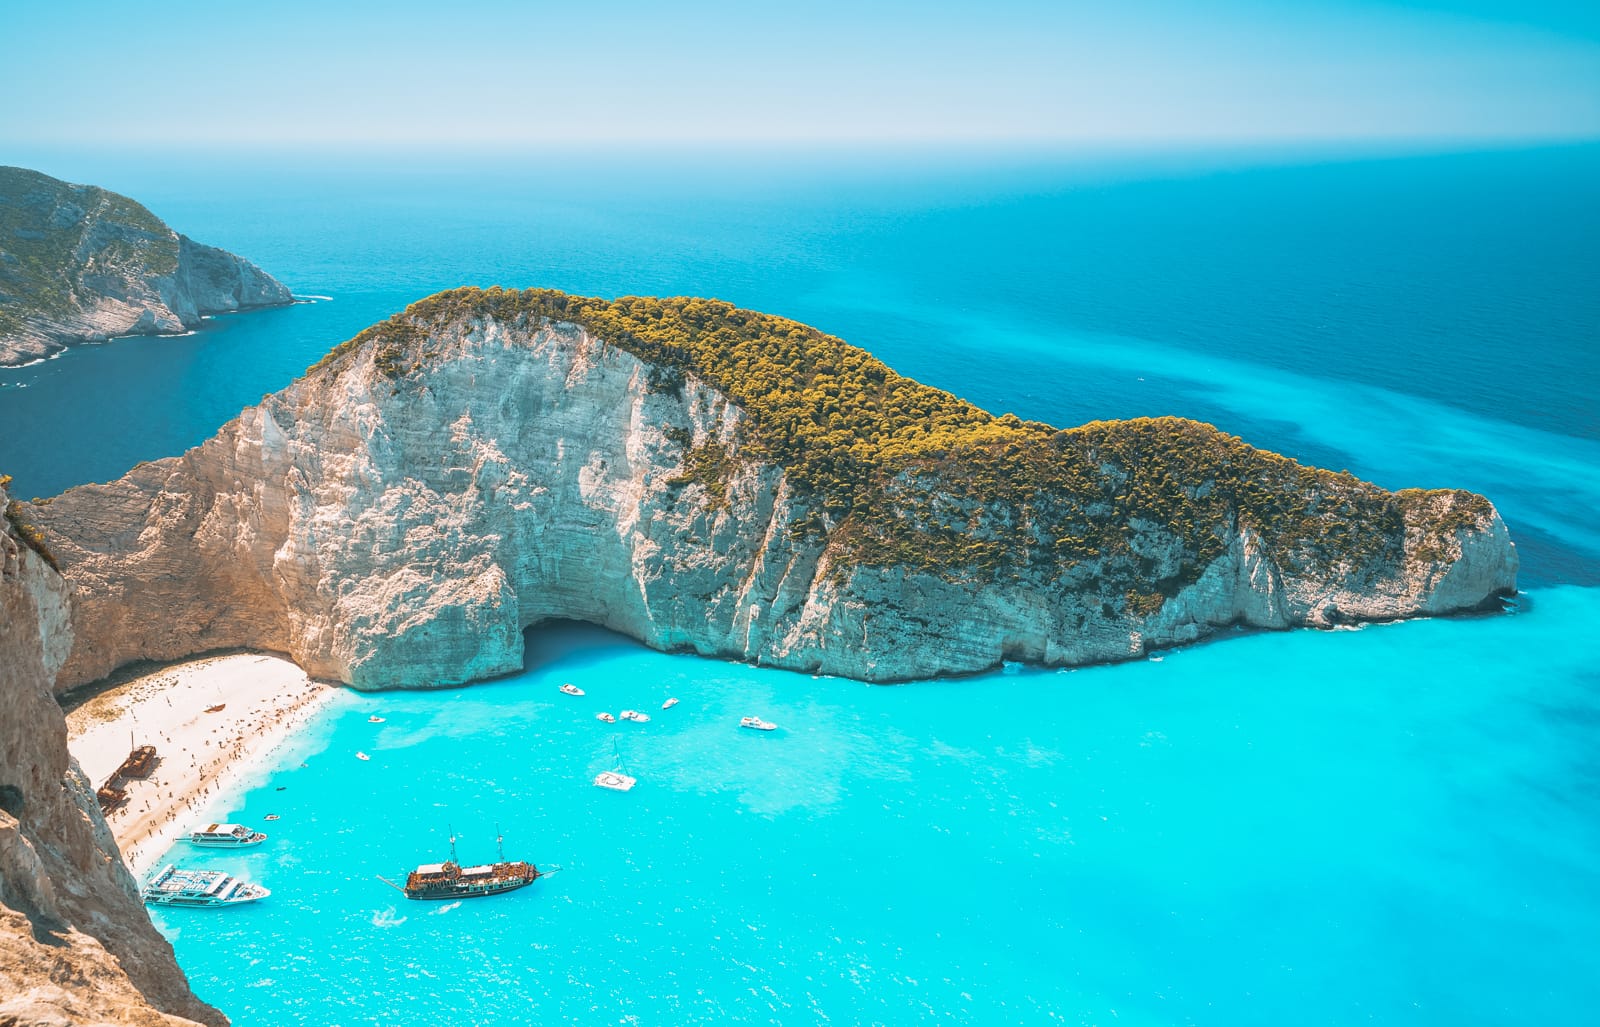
8,132,1598,164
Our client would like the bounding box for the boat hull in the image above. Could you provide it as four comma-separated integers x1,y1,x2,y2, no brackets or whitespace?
402,858,543,900
403,878,536,901
189,837,267,848
144,889,270,907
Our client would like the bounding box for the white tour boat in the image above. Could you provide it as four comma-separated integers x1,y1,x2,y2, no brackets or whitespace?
188,823,267,848
142,865,269,907
740,716,778,731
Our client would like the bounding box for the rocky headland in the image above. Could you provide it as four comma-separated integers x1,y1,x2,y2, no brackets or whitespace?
23,287,1518,694
0,166,293,366
0,286,1518,1023
0,476,223,1026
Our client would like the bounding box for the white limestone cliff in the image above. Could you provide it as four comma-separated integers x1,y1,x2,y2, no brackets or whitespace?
25,300,1518,694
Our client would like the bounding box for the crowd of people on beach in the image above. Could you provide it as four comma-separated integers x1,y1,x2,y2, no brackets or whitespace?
70,665,331,875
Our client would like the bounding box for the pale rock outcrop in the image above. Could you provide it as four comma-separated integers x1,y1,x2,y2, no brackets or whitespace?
0,166,293,365
0,479,224,1027
25,300,1518,693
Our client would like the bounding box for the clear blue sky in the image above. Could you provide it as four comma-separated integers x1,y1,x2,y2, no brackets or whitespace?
3,0,1597,147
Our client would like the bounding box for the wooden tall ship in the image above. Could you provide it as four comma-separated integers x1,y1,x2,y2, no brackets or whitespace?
393,826,551,901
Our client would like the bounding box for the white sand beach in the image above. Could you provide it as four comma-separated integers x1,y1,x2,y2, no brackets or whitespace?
65,652,341,877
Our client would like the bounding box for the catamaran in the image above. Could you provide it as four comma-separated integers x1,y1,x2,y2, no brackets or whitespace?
188,823,267,847
594,738,637,791
142,865,269,907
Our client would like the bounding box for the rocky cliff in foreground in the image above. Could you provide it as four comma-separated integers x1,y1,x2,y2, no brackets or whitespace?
0,166,293,366
25,288,1518,693
0,478,224,1026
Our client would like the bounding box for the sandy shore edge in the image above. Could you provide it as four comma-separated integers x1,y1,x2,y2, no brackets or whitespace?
65,652,344,879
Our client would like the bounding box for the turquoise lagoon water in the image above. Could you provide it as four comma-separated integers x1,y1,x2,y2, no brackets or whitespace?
2,144,1598,1024
148,597,1600,1027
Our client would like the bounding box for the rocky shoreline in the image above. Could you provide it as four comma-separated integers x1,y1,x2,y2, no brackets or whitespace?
0,477,223,1026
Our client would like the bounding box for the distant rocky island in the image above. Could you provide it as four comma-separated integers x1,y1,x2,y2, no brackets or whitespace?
0,166,292,366
26,287,1518,693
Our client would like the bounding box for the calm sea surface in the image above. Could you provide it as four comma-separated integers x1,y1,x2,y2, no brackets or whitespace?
2,144,1597,1025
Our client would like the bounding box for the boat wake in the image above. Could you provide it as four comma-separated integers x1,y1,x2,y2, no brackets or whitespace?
371,907,408,928
428,901,462,916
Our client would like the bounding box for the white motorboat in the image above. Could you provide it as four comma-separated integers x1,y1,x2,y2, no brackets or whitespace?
356,751,371,761
596,712,616,723
560,683,585,696
661,697,679,710
619,709,650,722
740,716,777,731
142,865,269,907
368,715,386,723
188,823,267,848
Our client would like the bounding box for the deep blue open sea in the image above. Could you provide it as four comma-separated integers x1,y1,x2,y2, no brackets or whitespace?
2,143,1597,1025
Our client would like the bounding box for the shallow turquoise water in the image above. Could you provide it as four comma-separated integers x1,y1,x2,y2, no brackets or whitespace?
153,592,1600,1026
3,144,1597,1024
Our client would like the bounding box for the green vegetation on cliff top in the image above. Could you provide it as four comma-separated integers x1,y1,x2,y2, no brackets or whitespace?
0,166,179,337
310,287,1493,600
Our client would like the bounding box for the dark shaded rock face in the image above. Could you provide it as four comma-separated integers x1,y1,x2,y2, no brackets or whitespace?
0,165,293,365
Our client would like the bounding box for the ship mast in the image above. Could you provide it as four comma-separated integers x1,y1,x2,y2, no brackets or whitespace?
496,822,505,862
448,823,457,865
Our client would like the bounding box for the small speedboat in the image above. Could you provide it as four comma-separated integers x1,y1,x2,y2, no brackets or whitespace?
595,712,616,723
593,770,636,792
368,715,386,723
263,814,281,821
619,709,650,722
356,751,371,761
740,716,777,731
661,697,679,710
559,683,585,696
